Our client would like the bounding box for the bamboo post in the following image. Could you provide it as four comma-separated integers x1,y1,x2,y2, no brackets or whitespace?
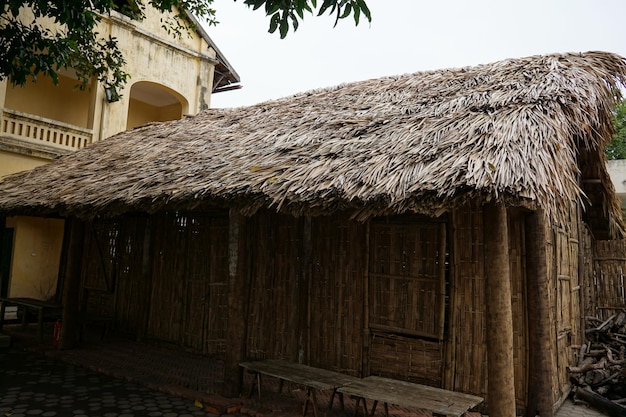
483,202,516,417
223,209,250,396
525,209,556,417
58,217,86,350
54,220,69,304
437,222,447,340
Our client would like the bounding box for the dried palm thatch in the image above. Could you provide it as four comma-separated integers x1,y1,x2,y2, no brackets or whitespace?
0,52,625,231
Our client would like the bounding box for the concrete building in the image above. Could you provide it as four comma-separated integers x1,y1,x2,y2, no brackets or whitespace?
607,159,626,218
0,6,239,300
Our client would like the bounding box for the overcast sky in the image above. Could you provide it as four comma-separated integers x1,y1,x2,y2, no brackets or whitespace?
206,0,626,108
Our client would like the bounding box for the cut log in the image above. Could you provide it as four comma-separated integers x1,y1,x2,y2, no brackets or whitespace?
568,357,601,374
585,369,613,386
574,387,626,417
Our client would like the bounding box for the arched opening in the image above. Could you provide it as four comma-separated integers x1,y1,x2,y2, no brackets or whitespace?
126,81,188,130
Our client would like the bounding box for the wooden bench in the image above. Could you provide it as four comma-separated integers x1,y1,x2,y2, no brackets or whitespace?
240,359,360,417
0,297,63,344
337,376,483,417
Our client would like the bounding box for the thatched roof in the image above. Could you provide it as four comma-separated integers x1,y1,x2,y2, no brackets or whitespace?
1,51,625,233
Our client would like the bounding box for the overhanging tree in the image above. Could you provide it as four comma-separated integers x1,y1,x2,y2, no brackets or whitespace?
606,99,626,160
0,0,370,93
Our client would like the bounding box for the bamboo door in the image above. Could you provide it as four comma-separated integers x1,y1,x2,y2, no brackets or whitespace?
367,216,447,386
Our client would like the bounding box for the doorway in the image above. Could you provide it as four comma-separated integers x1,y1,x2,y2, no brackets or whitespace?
1,228,14,297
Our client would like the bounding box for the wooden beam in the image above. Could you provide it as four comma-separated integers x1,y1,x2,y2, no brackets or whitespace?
483,202,516,417
223,209,250,396
525,210,557,417
58,217,86,350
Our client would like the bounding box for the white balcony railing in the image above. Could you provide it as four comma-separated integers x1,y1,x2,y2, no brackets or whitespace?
1,108,93,151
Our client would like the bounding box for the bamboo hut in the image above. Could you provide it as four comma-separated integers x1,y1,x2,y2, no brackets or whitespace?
1,51,626,416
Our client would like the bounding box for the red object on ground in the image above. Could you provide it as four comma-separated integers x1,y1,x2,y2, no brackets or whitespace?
53,319,61,347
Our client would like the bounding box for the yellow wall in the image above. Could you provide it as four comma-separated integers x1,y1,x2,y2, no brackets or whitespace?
126,98,182,129
97,9,215,138
5,216,64,300
5,74,94,129
0,150,49,177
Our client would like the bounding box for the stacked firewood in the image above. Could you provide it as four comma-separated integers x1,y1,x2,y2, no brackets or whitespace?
568,312,626,416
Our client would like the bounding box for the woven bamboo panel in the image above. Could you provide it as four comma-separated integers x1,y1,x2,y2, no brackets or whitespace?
308,214,366,376
448,203,488,399
369,332,443,386
545,205,582,405
447,203,528,407
81,219,119,291
83,289,115,318
579,226,594,320
507,209,529,409
80,219,120,327
180,213,229,355
81,212,230,354
591,239,626,319
140,211,230,353
112,216,147,335
246,211,302,361
369,218,445,340
147,212,191,342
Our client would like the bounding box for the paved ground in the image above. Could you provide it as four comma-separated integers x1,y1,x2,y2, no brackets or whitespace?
1,349,212,417
0,324,610,417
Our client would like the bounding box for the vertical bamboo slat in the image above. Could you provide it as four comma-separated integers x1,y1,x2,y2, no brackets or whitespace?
362,220,370,378
442,211,458,391
438,222,446,340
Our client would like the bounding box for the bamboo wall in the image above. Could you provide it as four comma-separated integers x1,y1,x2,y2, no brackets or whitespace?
81,211,230,355
544,206,585,408
308,215,366,375
444,204,528,409
245,211,302,361
586,239,626,319
73,203,597,411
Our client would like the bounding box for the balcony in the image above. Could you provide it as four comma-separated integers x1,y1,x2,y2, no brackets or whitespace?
1,108,93,153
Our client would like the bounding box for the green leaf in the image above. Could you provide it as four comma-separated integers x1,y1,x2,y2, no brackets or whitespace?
296,9,304,19
279,18,288,38
265,1,282,15
352,4,360,25
339,3,352,19
269,13,279,33
356,0,371,21
317,0,333,16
